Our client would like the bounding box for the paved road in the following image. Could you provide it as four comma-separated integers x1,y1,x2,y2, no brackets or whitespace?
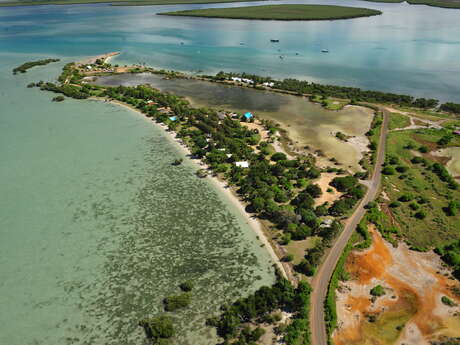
310,109,389,345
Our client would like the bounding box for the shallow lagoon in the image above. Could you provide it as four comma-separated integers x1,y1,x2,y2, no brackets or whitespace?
1,0,460,101
0,55,275,345
96,73,373,171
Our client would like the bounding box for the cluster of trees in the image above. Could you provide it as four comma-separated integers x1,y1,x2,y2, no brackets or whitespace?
274,78,440,109
207,275,312,345
328,176,364,216
295,220,343,276
210,71,460,115
35,81,91,99
163,292,192,312
12,58,60,74
431,162,458,190
57,62,84,84
138,280,194,343
138,315,175,344
435,240,460,280
441,102,460,114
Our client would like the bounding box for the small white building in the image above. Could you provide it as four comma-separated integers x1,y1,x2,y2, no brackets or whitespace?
263,82,275,87
235,161,249,168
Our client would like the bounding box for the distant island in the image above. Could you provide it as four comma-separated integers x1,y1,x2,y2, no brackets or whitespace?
158,4,382,21
12,58,60,74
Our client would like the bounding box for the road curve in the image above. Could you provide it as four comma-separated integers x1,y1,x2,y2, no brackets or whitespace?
310,109,389,345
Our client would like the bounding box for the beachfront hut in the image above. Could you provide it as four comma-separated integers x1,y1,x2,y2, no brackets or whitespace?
244,112,254,121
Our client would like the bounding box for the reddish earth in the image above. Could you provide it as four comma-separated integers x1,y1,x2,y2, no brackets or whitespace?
333,227,460,345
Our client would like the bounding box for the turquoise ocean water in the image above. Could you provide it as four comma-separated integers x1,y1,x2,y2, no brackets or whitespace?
1,1,460,344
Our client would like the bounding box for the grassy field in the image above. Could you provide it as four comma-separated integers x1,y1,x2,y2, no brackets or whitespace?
158,4,382,21
363,0,460,9
0,0,271,7
388,112,411,130
381,128,460,249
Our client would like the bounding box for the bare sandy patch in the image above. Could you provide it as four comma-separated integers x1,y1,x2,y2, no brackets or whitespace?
314,172,342,206
333,227,460,345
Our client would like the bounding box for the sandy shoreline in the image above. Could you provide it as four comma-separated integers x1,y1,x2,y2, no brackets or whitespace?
94,97,288,280
78,51,120,65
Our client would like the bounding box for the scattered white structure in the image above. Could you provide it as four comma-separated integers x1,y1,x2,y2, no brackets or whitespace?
231,77,254,84
235,161,249,168
86,65,92,70
320,218,333,228
263,82,275,87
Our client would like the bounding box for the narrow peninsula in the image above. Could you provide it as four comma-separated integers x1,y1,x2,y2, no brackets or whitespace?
158,4,382,21
12,58,60,74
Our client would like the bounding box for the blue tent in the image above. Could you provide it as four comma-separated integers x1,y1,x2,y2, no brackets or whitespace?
244,112,253,119
169,116,178,121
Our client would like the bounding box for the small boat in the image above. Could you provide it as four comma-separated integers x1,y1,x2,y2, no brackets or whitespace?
270,39,279,43
279,55,284,59
321,49,329,53
180,42,184,45
239,42,245,45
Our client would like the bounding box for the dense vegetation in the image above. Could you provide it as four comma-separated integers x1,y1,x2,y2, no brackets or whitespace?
163,292,192,311
436,240,460,280
441,102,460,114
12,58,60,74
207,274,312,345
159,4,382,21
210,71,460,115
138,315,175,344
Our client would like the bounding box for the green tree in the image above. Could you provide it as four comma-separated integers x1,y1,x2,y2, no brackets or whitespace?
139,315,174,341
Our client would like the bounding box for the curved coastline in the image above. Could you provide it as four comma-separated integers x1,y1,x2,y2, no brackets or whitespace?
97,97,289,280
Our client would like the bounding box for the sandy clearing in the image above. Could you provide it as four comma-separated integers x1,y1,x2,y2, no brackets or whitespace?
314,172,342,206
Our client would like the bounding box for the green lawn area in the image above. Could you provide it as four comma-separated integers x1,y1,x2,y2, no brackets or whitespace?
388,112,411,130
285,236,319,265
382,129,460,249
158,4,382,21
0,0,269,7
